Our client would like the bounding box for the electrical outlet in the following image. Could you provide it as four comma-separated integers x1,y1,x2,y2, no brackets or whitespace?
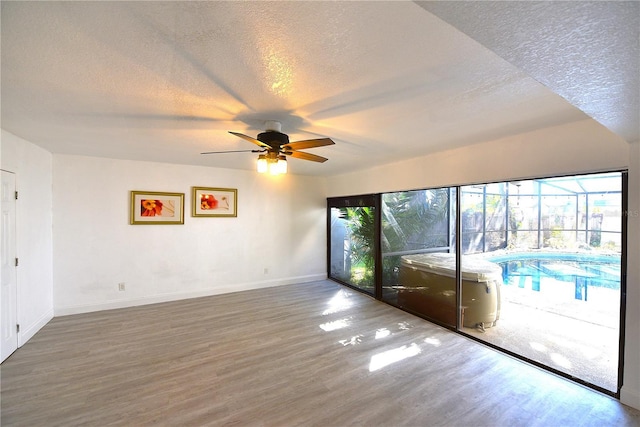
118,282,126,291
263,268,269,274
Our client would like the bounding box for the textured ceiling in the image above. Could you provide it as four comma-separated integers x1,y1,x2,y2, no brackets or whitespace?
1,1,636,176
418,0,640,144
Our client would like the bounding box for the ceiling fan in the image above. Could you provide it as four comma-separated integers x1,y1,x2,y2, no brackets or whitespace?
201,121,335,174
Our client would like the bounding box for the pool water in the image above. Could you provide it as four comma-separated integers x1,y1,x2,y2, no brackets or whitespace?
488,253,621,301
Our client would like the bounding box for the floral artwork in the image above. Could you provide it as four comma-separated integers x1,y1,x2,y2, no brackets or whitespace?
130,191,184,224
192,187,237,217
200,194,230,211
141,199,160,216
140,199,177,217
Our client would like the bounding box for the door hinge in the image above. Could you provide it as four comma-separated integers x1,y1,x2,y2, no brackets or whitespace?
15,257,19,267
15,191,18,200
16,324,20,333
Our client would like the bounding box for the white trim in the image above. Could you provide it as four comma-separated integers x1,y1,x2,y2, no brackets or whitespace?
620,386,640,411
54,274,327,316
18,309,54,347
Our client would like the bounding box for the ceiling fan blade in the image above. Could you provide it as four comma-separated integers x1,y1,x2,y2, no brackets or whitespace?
201,149,261,155
229,131,270,148
286,150,329,163
284,138,335,151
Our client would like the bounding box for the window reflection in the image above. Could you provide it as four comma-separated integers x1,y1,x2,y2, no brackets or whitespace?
381,187,457,327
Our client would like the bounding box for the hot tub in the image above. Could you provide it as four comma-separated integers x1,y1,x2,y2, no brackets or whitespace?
398,253,502,329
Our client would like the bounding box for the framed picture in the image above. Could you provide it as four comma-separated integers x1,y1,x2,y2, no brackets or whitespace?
130,191,184,225
192,187,237,217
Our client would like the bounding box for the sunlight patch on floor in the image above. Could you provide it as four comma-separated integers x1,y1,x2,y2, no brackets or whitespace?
424,336,442,347
319,317,352,332
375,328,391,339
339,335,363,346
322,290,354,316
369,343,421,372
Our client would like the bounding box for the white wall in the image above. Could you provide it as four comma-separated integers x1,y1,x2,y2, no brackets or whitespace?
327,118,640,410
0,130,54,346
53,155,327,315
327,119,628,196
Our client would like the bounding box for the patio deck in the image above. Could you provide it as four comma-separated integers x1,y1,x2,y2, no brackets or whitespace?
463,281,620,393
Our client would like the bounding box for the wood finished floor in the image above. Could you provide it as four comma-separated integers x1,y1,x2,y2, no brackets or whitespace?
1,280,639,427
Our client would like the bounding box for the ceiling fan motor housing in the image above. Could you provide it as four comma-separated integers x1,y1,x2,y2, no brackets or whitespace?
257,131,290,150
222,121,332,163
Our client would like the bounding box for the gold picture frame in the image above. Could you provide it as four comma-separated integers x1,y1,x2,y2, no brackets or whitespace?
130,191,185,225
192,187,237,217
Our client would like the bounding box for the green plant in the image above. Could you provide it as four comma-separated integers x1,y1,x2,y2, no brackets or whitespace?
343,207,375,287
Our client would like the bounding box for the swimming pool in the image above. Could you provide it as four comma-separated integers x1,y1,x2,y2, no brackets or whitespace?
485,252,621,301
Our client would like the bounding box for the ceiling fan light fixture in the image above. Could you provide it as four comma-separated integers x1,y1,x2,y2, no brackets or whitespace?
257,153,287,175
256,154,268,173
276,155,287,174
268,161,279,175
221,123,333,175
268,155,287,175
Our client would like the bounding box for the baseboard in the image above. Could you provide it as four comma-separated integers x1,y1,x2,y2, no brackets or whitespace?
620,385,640,411
18,309,54,347
54,274,327,316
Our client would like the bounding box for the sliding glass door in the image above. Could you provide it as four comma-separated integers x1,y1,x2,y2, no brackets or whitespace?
460,172,624,393
380,188,457,327
327,171,625,395
328,195,378,296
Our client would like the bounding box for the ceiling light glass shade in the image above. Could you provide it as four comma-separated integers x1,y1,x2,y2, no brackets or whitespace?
256,155,268,173
277,156,287,174
268,159,281,175
257,153,287,175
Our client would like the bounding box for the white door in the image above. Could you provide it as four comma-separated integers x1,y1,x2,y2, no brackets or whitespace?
1,170,18,362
